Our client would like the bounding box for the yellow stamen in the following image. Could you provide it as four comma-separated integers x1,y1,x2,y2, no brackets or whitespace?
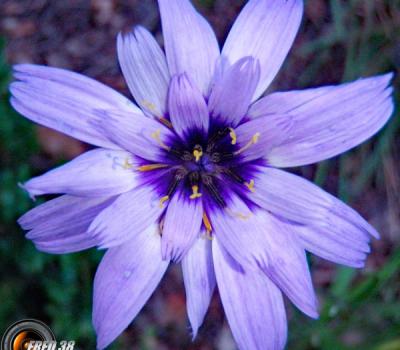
193,148,203,162
229,127,237,145
137,164,169,172
158,117,173,129
202,212,212,234
234,132,261,156
151,129,170,151
123,157,134,169
190,185,202,200
159,195,170,208
244,179,255,193
142,100,157,113
225,208,252,220
203,231,213,240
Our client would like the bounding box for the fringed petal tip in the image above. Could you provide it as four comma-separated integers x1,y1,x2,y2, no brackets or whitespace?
18,181,36,201
117,25,170,118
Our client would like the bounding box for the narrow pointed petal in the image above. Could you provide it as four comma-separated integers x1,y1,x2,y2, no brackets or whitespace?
20,195,114,253
213,239,287,350
257,211,319,318
22,149,137,198
182,238,216,338
95,109,175,163
94,224,169,350
249,74,394,167
10,64,140,149
168,74,210,141
158,0,220,96
89,186,164,248
207,193,269,270
161,190,203,262
294,224,369,268
248,166,377,243
34,232,98,254
222,0,303,101
117,27,170,117
208,57,260,127
234,114,293,162
209,194,318,317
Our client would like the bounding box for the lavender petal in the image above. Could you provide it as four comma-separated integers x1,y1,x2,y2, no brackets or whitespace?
208,57,260,127
89,186,164,248
10,64,140,149
93,224,169,350
249,74,395,167
249,166,379,241
161,190,203,262
94,109,175,163
22,149,138,198
168,73,210,141
212,239,287,350
256,211,319,318
182,237,216,338
158,0,220,96
234,114,293,162
117,27,170,118
222,0,303,101
20,196,114,254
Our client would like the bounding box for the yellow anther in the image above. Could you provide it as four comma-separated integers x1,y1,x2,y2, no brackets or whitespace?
190,185,202,200
158,117,173,129
151,129,161,140
151,129,170,151
234,132,261,156
137,164,169,172
244,179,255,193
225,208,252,220
229,128,237,145
193,148,203,162
142,100,157,113
123,158,134,169
236,212,252,220
203,231,213,240
202,212,212,234
252,133,261,143
159,196,170,208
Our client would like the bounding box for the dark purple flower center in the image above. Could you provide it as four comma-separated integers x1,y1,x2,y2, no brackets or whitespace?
138,123,260,215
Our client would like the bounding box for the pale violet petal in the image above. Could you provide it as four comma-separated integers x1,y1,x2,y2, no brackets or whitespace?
249,74,394,167
213,239,287,350
89,186,165,248
209,194,318,318
168,73,210,141
10,64,141,148
117,27,170,117
182,237,216,338
256,211,319,318
20,195,114,254
208,57,260,127
161,190,203,262
158,0,220,96
248,166,379,240
94,109,175,163
234,114,293,162
22,149,138,198
94,224,169,349
222,0,303,101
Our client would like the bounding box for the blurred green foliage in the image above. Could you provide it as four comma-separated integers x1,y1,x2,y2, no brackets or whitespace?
0,38,103,349
0,0,399,349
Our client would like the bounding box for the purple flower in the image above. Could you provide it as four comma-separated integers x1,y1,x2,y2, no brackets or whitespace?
11,0,394,349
